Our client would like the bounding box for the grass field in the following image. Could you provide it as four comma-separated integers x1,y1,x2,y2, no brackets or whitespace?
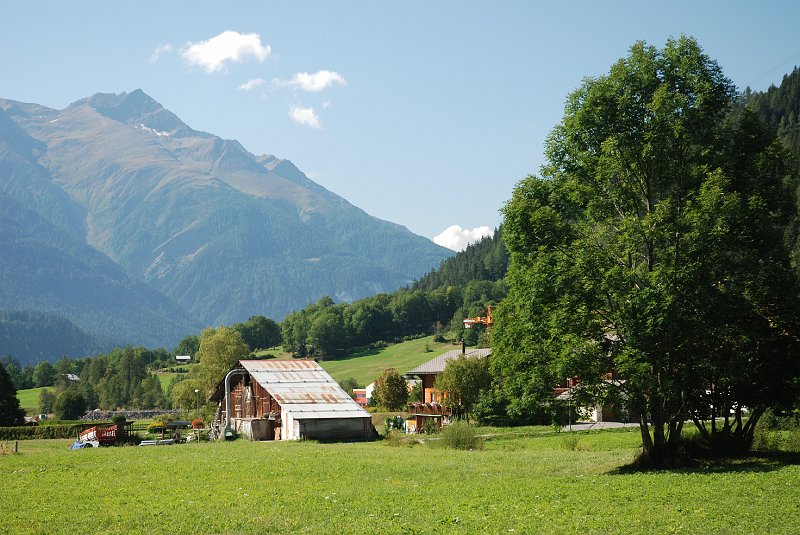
154,371,182,393
15,386,46,414
319,335,453,386
2,428,799,534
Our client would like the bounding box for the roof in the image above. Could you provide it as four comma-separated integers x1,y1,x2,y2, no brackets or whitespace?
406,348,492,376
239,360,371,420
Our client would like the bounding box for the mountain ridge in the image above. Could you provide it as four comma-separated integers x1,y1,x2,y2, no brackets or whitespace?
0,90,451,355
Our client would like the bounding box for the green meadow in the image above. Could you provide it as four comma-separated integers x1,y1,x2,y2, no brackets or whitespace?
2,429,799,534
319,335,453,386
15,386,45,414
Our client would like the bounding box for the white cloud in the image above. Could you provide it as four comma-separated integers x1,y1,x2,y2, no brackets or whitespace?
433,225,493,251
274,70,347,92
149,43,174,63
238,78,265,91
289,106,322,129
181,31,271,73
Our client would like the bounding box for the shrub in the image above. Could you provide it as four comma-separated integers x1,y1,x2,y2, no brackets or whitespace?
0,424,83,440
440,420,483,450
423,418,438,435
111,414,127,424
191,418,205,429
148,421,165,434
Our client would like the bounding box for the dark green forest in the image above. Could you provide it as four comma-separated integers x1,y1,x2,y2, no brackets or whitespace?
747,66,800,163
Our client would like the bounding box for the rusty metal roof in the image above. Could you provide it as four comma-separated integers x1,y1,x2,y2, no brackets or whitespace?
406,348,492,376
239,360,370,420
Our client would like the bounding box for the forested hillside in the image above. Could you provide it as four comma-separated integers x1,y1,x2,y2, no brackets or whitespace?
747,66,800,162
282,230,508,358
413,228,508,291
0,311,113,364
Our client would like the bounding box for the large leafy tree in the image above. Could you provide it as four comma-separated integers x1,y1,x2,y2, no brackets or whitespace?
372,368,409,411
53,388,87,421
195,327,250,396
233,315,282,352
494,36,800,466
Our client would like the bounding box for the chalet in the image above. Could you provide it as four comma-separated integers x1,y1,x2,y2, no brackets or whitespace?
405,346,491,430
175,355,192,364
554,375,626,423
211,360,375,441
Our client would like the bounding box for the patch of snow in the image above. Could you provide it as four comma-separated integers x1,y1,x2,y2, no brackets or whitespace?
138,123,170,137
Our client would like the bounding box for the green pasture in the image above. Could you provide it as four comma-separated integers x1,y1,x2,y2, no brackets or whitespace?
154,371,182,393
319,335,453,386
2,429,799,534
15,386,46,414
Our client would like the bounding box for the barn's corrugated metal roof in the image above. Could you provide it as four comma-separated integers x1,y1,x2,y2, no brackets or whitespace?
406,348,492,376
239,360,370,420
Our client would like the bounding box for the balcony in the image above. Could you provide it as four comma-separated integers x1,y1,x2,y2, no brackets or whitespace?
407,402,451,416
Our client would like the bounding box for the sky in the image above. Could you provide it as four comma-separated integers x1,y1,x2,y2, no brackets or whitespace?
3,1,800,250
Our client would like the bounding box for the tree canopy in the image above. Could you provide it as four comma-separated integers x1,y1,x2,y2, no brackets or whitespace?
493,36,800,466
435,355,492,420
372,368,409,411
195,327,250,396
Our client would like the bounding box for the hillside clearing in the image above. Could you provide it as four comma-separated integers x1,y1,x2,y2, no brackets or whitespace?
318,336,453,386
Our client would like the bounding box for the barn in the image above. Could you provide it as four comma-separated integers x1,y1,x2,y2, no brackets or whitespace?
211,360,375,441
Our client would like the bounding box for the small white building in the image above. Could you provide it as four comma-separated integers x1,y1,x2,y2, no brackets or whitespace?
175,355,192,364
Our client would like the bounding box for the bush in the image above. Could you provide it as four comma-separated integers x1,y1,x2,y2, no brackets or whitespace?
148,421,165,434
111,414,127,424
440,420,483,450
0,424,83,440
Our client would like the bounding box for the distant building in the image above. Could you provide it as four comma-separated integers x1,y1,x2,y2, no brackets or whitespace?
175,355,192,364
352,388,367,406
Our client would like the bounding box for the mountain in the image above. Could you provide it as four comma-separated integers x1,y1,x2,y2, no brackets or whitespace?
0,90,451,351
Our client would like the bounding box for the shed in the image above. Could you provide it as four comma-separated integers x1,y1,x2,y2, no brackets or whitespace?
211,360,375,441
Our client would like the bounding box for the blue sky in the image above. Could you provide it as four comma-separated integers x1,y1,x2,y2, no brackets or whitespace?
3,1,800,248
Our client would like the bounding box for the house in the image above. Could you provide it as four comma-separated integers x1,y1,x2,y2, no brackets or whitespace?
405,346,491,430
175,355,192,364
352,388,367,406
211,360,375,441
553,375,626,423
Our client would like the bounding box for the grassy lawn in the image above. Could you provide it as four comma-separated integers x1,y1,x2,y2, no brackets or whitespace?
2,429,799,534
154,371,182,393
15,386,46,414
319,335,453,386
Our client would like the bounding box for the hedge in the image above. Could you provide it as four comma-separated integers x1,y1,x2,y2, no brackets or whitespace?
0,425,84,440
